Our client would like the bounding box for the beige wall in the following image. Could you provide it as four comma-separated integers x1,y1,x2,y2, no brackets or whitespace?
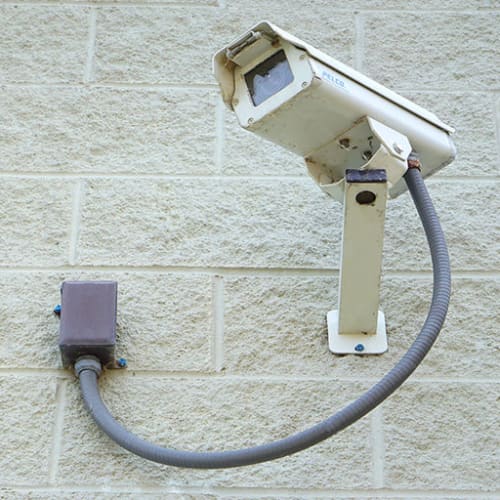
0,1,499,498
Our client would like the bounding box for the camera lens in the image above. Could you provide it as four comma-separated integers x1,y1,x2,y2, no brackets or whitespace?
245,50,294,107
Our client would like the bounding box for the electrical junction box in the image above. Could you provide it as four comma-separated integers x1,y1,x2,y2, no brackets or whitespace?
58,281,117,368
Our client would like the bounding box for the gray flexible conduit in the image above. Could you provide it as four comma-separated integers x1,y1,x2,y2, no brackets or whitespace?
76,166,451,469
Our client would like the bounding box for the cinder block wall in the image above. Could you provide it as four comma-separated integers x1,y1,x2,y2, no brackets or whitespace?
0,1,498,498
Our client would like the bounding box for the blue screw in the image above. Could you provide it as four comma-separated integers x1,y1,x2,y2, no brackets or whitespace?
53,304,62,315
354,344,365,352
117,358,127,368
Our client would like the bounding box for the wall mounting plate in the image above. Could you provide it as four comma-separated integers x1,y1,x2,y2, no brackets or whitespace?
327,310,387,354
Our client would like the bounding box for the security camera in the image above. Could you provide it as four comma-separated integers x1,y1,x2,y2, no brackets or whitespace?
213,21,456,201
214,21,456,355
64,23,454,467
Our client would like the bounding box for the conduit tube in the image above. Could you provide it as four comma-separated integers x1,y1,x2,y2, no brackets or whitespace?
76,166,451,469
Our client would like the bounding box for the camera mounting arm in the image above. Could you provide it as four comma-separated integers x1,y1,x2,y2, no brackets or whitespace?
312,119,412,354
328,168,388,354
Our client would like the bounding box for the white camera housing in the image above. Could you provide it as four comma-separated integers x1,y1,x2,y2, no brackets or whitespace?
214,21,456,200
214,22,456,355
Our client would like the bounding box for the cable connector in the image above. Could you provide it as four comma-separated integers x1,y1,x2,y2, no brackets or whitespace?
407,152,421,170
75,356,102,378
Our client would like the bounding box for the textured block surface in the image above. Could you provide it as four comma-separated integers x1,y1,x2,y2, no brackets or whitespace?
94,7,355,85
384,383,499,491
1,0,498,497
110,272,213,371
0,272,212,371
223,275,500,379
94,7,224,84
0,179,74,266
402,92,498,177
0,273,68,369
219,4,356,64
384,181,500,271
0,87,217,174
222,111,306,177
77,178,500,272
0,6,88,83
0,376,58,484
363,13,500,91
58,376,372,489
77,178,340,268
0,491,217,500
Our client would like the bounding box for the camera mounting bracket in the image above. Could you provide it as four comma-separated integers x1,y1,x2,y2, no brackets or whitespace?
327,168,388,355
307,116,412,203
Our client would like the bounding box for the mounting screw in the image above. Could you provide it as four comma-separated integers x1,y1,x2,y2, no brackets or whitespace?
393,143,404,154
339,137,350,149
116,358,128,368
354,344,365,352
53,304,62,316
